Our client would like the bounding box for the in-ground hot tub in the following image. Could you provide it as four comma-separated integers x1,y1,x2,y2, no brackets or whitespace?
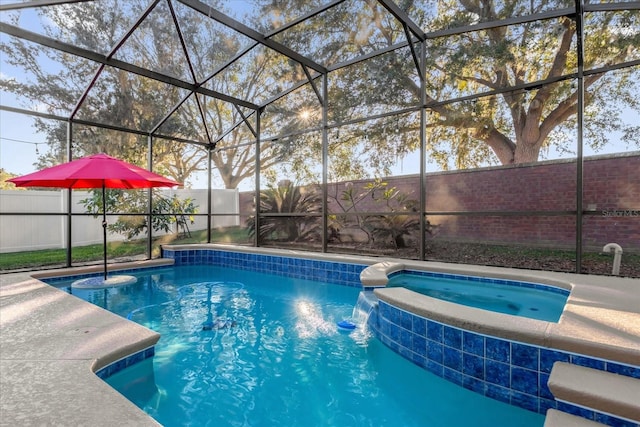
385,270,569,322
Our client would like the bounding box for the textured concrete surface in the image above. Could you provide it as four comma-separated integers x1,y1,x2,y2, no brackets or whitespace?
1,263,162,426
544,409,608,427
549,362,640,423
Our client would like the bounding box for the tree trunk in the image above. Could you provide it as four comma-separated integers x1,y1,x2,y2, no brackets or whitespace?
514,141,542,164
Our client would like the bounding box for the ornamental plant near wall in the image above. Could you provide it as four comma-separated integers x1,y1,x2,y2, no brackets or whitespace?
329,179,432,250
80,190,198,240
247,180,322,243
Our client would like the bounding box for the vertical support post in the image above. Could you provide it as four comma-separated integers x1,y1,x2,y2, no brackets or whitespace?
575,0,585,273
254,108,262,247
147,134,153,259
66,120,73,268
419,41,427,261
321,73,329,253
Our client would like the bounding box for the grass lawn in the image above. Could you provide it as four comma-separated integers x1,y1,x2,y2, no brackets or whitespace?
0,227,252,271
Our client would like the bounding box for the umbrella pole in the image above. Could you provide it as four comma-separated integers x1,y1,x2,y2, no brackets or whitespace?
102,184,108,281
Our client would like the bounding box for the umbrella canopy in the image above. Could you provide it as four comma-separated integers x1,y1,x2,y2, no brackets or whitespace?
8,153,181,281
7,153,180,189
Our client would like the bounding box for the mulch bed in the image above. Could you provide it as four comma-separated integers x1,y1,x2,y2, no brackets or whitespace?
254,241,640,278
422,242,640,278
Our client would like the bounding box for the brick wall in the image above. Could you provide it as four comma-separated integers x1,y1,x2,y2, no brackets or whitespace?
239,152,639,252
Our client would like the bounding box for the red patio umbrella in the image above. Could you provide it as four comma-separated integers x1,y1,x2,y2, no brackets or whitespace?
8,153,181,282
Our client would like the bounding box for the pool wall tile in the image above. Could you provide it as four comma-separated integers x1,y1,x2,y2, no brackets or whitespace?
486,337,510,363
486,384,511,404
463,332,485,356
160,247,640,427
95,347,155,379
426,360,443,377
512,390,539,412
512,343,539,370
539,374,554,400
463,375,484,394
426,321,443,342
485,359,510,387
374,298,640,426
511,367,538,395
444,326,462,349
443,367,463,385
413,335,427,358
540,349,570,373
427,341,444,364
413,317,426,336
596,413,640,427
463,353,485,380
571,355,606,371
539,398,557,414
163,248,367,288
443,347,463,371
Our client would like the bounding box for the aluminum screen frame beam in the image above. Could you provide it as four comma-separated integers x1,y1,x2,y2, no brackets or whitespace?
0,23,260,112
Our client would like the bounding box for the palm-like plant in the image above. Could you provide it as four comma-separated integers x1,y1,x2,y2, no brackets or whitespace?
247,180,322,243
329,180,432,249
367,188,425,249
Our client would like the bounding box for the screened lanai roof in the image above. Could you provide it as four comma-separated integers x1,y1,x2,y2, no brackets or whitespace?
1,0,639,152
1,0,412,143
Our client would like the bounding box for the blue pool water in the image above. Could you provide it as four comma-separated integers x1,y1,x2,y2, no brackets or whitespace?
58,265,544,427
387,272,568,322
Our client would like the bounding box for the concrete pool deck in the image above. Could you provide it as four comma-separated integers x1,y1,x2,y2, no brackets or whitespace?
1,250,639,426
0,261,168,426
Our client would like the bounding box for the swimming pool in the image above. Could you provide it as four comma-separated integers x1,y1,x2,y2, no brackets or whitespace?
386,271,568,322
58,264,544,427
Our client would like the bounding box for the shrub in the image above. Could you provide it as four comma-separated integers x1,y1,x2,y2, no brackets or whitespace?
247,180,322,243
80,190,198,240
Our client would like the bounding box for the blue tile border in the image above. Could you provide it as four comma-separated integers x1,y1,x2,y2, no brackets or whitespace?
162,248,367,287
373,299,640,427
95,346,155,379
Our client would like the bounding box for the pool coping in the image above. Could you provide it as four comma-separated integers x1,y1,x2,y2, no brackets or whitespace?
1,245,639,426
0,259,170,426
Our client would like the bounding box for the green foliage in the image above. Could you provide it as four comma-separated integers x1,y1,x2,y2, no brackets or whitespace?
367,187,425,250
80,190,198,240
0,168,21,190
247,180,322,243
329,179,431,249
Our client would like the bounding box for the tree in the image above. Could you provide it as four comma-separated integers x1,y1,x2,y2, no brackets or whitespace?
0,169,22,190
0,0,310,188
0,1,205,182
415,2,640,167
261,0,639,171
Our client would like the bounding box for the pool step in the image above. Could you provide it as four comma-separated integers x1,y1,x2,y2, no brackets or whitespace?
544,409,608,427
548,362,640,424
